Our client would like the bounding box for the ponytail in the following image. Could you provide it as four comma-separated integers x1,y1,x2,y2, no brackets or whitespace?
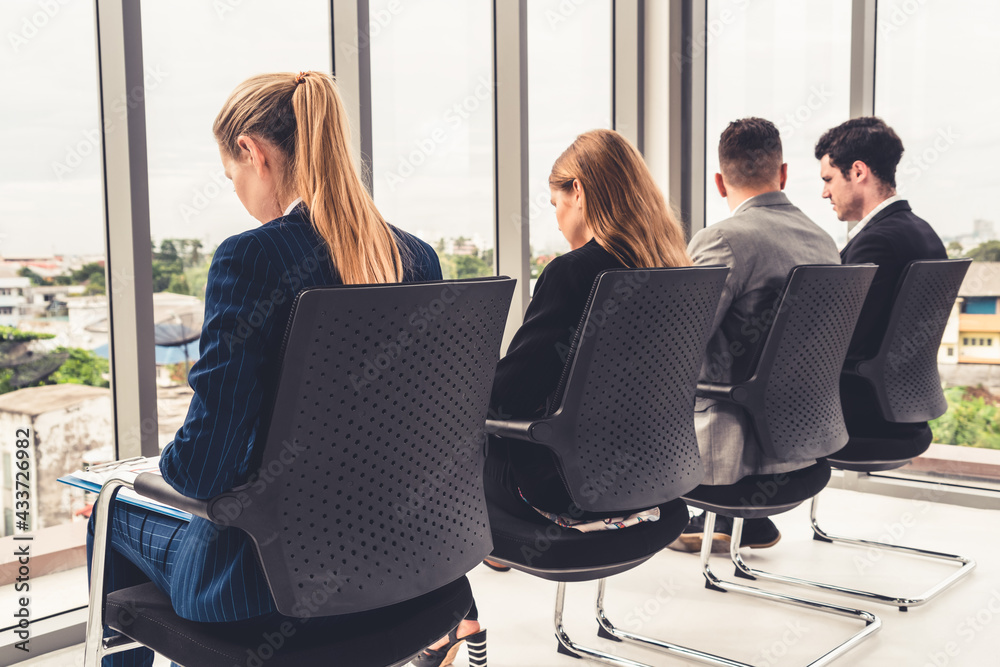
214,72,402,284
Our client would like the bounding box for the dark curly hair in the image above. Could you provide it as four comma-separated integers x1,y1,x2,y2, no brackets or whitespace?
814,117,904,189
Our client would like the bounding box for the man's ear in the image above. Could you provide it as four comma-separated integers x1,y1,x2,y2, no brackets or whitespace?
237,135,269,179
714,172,727,198
778,163,788,190
851,160,868,184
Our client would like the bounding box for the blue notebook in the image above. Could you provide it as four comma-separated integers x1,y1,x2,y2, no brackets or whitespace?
58,456,192,521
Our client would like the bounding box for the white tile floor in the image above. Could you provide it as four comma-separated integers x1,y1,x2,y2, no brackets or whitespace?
17,487,1000,666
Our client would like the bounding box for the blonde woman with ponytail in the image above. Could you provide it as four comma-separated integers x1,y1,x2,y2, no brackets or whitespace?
87,72,441,667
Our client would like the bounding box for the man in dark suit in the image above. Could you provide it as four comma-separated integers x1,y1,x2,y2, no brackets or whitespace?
815,117,947,439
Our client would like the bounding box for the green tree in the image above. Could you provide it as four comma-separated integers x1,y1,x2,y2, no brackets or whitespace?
965,241,1000,262
70,262,105,284
18,267,46,285
166,273,192,296
452,254,491,279
930,386,1000,450
47,347,110,388
84,270,106,295
946,241,964,259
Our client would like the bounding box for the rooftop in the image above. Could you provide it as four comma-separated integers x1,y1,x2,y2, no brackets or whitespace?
0,384,110,417
958,262,1000,297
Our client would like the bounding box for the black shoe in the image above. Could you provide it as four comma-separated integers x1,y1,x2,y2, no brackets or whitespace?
412,628,487,667
668,514,780,553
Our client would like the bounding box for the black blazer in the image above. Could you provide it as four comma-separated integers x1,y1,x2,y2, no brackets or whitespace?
840,199,946,435
491,239,624,419
840,199,947,360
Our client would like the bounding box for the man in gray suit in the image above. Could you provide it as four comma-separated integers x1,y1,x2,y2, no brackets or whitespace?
670,118,841,553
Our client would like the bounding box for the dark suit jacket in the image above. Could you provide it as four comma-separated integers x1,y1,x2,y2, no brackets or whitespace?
158,207,441,622
487,239,624,513
840,199,946,435
491,238,624,419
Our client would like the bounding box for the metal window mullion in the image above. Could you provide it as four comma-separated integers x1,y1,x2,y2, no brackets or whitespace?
850,0,877,118
667,0,706,239
94,0,158,459
331,0,374,194
613,0,644,152
493,0,530,353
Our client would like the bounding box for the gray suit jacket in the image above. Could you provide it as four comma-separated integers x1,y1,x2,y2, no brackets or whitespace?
688,191,840,485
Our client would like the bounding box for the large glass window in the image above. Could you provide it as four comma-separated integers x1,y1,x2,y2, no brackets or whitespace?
0,0,112,537
877,0,1000,462
369,0,494,280
705,0,852,243
527,0,613,284
140,0,331,449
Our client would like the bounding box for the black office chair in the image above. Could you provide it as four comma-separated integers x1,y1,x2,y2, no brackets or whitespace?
595,264,883,667
84,278,515,667
732,259,976,611
485,266,727,665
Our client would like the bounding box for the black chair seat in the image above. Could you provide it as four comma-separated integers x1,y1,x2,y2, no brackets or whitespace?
488,498,690,582
106,577,473,667
827,425,932,472
682,461,831,520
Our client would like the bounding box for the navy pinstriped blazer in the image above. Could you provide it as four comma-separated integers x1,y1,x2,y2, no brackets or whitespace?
158,206,441,622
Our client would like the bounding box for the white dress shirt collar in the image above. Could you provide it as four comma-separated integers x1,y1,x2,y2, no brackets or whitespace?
731,194,759,216
847,194,903,242
283,197,304,217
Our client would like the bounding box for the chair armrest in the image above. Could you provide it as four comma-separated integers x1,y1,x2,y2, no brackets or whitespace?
696,382,749,404
485,419,555,443
841,358,874,378
133,473,212,521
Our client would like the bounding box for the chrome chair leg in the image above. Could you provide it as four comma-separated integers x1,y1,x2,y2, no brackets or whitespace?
730,495,976,611
84,475,143,667
553,581,655,667
593,512,881,667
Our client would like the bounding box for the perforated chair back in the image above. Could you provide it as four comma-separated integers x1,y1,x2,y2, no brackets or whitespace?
850,259,971,423
533,267,728,513
207,278,515,617
714,265,877,462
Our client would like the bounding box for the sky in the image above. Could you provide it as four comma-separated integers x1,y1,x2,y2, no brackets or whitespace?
1,0,997,259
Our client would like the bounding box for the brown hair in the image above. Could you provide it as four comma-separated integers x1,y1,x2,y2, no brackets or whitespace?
718,117,783,189
214,72,402,284
549,129,690,269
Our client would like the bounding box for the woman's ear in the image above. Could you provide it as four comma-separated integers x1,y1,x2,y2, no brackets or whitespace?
237,135,269,179
572,178,585,208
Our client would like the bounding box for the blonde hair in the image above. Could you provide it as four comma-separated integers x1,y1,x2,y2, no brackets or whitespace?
550,129,690,269
214,72,402,284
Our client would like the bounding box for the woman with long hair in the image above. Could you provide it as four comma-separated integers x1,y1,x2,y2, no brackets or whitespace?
416,129,690,666
87,71,441,667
